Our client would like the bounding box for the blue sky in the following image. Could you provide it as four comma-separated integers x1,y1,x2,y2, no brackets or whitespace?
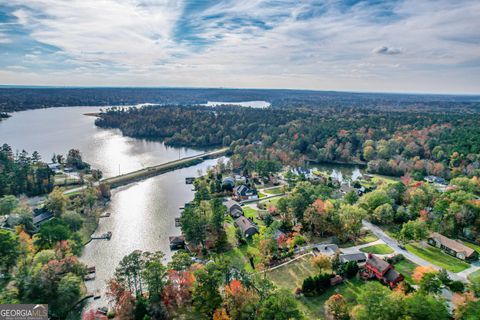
0,0,479,93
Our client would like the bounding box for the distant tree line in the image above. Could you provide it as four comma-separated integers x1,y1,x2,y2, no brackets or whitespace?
95,105,480,179
0,87,478,112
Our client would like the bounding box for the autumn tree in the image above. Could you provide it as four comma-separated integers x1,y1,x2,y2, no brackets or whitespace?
324,294,350,320
311,254,332,274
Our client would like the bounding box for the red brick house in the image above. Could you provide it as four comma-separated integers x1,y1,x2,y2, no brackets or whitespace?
361,254,403,288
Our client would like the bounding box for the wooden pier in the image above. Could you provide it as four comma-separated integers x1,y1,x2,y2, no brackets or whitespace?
91,231,112,240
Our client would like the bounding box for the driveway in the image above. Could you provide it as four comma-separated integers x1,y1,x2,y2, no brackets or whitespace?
362,220,467,282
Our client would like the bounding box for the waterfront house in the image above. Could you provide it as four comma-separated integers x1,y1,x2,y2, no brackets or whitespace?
235,216,258,238
362,253,403,288
169,236,186,250
233,185,257,201
427,232,478,261
224,200,243,218
222,177,235,190
339,253,367,264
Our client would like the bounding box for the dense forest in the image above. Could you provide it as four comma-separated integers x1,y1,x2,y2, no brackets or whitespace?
0,144,53,196
0,87,479,112
96,105,480,179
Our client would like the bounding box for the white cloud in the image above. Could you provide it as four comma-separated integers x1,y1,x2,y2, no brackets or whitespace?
1,0,480,93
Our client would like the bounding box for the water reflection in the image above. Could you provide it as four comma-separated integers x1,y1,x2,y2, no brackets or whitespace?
0,106,202,177
81,158,224,308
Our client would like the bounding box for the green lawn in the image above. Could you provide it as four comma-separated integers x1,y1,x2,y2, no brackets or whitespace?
360,244,394,255
258,192,268,198
263,186,285,195
298,278,367,320
468,269,480,284
242,206,263,226
223,224,259,272
266,256,370,319
260,196,282,207
393,259,418,284
462,241,480,253
405,243,470,272
339,231,378,248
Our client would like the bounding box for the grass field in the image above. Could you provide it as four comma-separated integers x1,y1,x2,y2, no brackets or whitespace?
266,255,317,291
242,206,263,225
339,231,378,248
298,278,367,319
462,241,480,253
393,259,418,284
468,269,480,284
360,244,394,255
405,243,470,272
263,186,285,195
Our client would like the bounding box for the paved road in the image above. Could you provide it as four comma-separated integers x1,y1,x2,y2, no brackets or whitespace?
62,148,228,195
362,220,467,282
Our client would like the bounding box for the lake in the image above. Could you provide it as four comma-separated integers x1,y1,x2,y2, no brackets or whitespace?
0,106,203,178
202,100,271,108
0,106,222,308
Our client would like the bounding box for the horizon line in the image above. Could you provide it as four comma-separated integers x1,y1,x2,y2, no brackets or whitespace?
0,84,479,97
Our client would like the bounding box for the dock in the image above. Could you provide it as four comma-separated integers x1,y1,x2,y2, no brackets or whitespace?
99,212,111,218
175,218,181,227
185,177,195,184
91,231,112,240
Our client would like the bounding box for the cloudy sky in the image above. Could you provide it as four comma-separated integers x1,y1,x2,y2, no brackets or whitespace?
0,0,479,93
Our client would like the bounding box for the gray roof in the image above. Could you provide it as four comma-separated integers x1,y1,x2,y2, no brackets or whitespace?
33,211,54,226
235,216,258,233
224,200,242,211
340,253,367,262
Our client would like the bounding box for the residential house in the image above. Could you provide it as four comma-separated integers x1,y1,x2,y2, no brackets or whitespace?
362,253,404,288
33,208,54,228
313,244,339,256
224,200,243,218
339,253,367,264
428,232,478,261
169,236,186,250
235,216,258,238
222,177,235,190
425,175,447,185
233,185,258,201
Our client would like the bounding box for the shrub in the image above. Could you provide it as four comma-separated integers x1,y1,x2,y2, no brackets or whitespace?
448,280,465,293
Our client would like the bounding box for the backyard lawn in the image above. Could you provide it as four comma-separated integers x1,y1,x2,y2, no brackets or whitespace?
266,255,318,291
298,278,367,320
339,231,378,248
462,241,480,254
393,259,418,284
360,244,394,255
405,243,470,272
263,186,285,195
242,206,263,225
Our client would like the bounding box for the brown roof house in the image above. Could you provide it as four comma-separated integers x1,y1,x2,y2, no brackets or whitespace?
428,232,478,261
235,216,258,238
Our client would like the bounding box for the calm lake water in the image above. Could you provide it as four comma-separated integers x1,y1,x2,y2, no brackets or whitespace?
0,106,203,178
0,106,222,308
